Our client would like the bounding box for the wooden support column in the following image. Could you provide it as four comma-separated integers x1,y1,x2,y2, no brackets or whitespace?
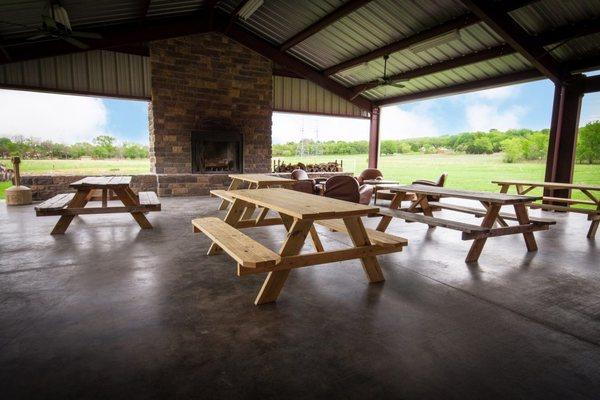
544,77,585,200
368,107,380,169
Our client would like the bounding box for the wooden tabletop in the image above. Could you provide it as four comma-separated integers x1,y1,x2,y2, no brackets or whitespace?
228,174,295,184
228,188,379,220
70,176,132,188
363,179,400,185
493,180,600,191
390,184,541,204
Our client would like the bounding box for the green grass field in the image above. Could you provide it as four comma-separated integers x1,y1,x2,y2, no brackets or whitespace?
274,153,600,202
1,155,599,200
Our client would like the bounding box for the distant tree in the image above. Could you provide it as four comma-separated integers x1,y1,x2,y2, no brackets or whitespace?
501,138,524,163
70,142,95,158
121,142,149,159
92,135,117,159
380,140,397,155
577,121,600,164
467,137,494,154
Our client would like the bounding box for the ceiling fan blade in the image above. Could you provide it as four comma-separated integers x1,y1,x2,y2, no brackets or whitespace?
389,82,406,89
70,31,102,40
62,36,89,49
27,33,49,41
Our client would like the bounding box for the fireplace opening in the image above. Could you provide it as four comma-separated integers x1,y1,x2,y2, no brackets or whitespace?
192,132,243,174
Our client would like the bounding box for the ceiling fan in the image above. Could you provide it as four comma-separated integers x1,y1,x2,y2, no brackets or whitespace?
350,55,407,99
1,1,102,50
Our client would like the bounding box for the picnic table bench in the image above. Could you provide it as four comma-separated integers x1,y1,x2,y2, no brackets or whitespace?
35,176,160,234
193,188,407,305
376,184,555,263
493,180,600,239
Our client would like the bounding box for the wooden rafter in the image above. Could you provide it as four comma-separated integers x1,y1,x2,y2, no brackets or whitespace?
216,12,372,110
375,70,542,106
584,75,600,93
323,1,541,77
323,14,479,77
224,0,251,33
351,45,515,94
348,18,600,95
279,0,373,51
460,0,565,83
140,0,152,20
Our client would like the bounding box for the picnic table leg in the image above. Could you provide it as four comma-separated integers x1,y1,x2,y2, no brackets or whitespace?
309,225,324,252
513,203,538,251
344,216,384,283
255,217,313,305
101,189,108,207
113,187,153,229
499,184,510,194
588,219,599,239
241,182,265,220
208,198,248,255
376,192,405,232
51,188,91,234
219,178,242,210
465,204,501,263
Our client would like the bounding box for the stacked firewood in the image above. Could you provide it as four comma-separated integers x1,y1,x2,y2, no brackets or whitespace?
273,160,343,173
0,163,14,182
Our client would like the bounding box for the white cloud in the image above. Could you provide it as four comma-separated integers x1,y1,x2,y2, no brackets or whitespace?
380,105,439,138
466,104,527,132
581,92,600,124
473,86,519,101
272,112,369,144
0,89,108,143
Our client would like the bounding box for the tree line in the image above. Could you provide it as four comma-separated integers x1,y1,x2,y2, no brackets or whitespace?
272,121,600,164
0,135,149,160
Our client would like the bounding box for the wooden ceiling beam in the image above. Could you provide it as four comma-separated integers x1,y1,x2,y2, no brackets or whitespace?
214,13,373,111
583,74,600,93
350,44,515,94
279,0,373,51
348,18,600,94
459,0,565,83
374,69,542,106
323,13,479,77
224,0,251,33
0,14,214,64
323,0,541,77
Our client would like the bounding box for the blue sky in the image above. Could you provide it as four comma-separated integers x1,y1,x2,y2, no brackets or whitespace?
0,76,598,144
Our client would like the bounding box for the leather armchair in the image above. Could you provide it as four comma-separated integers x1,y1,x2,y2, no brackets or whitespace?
290,169,317,194
356,168,383,185
412,173,448,202
323,175,373,205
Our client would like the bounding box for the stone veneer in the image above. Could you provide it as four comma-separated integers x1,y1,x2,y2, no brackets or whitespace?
19,175,158,201
148,32,273,196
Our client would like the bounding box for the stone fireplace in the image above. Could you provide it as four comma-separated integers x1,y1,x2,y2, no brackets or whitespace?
148,32,273,196
191,131,243,174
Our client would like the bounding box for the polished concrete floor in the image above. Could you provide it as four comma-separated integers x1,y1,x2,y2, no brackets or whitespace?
1,196,599,399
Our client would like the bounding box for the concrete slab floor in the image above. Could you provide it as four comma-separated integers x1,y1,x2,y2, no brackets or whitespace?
0,196,599,399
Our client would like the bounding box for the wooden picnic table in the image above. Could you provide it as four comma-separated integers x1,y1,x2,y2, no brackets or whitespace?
214,173,296,211
193,188,407,305
493,180,600,239
362,179,400,185
376,184,554,263
34,176,160,234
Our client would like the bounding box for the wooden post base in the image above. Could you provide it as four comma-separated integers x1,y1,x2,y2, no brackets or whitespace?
5,186,32,206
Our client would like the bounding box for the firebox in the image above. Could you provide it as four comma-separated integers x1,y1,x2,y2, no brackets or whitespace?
191,132,243,174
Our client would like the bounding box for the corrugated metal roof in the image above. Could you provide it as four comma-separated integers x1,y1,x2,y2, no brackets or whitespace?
273,75,368,117
0,50,151,99
0,0,599,107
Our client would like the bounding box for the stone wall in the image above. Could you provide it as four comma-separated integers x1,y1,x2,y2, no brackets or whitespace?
19,175,158,201
148,32,273,196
